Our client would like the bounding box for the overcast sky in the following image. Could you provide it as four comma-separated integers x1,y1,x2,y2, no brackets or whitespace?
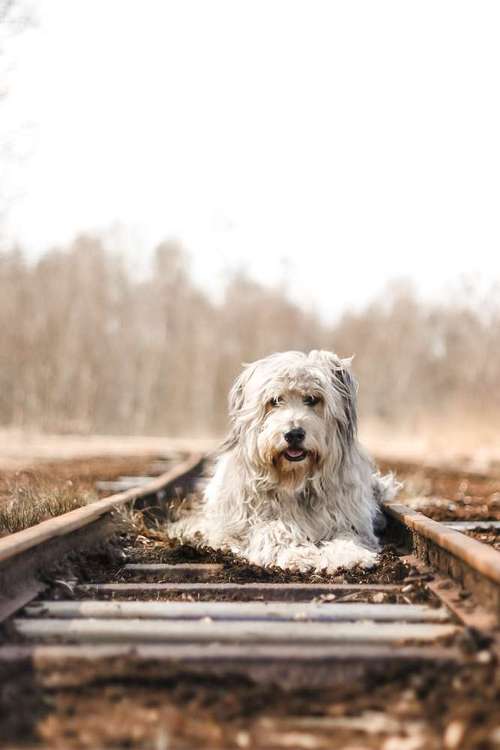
2,1,500,318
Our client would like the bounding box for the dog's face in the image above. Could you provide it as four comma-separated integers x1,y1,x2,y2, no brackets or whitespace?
225,350,358,491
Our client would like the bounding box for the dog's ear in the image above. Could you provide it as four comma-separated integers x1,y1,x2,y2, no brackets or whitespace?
220,362,257,452
310,350,358,446
334,359,358,446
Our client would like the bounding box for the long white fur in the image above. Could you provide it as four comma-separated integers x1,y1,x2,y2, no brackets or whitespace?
170,350,398,572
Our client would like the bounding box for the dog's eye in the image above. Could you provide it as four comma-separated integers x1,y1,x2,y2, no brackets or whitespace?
304,395,321,407
268,396,283,408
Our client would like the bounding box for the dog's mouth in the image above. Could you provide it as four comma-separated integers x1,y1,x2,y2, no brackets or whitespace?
283,448,308,462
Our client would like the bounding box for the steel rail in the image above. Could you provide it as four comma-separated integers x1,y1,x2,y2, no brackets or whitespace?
385,502,500,585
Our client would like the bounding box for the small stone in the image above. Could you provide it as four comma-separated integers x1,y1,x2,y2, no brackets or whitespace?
476,650,492,663
400,689,416,701
489,727,500,744
383,736,424,750
444,720,465,749
321,593,336,602
236,731,251,748
264,731,322,749
155,729,170,750
373,592,386,603
53,579,77,597
294,612,308,621
489,492,500,508
410,675,425,689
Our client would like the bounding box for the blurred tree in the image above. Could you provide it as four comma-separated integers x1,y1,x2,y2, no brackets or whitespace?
0,236,499,436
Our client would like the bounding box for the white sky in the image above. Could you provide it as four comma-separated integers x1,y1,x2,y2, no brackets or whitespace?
2,0,500,319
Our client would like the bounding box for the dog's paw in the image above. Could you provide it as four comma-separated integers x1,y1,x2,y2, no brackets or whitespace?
247,540,378,574
274,546,318,573
317,539,379,573
356,548,379,569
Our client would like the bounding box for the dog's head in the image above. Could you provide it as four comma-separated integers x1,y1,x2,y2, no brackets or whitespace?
223,350,358,490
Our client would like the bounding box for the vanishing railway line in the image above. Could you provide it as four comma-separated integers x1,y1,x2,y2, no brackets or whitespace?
0,452,499,747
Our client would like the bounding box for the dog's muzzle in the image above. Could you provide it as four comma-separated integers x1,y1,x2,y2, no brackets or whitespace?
283,428,307,462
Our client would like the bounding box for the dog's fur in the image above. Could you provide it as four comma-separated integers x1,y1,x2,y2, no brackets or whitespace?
170,350,398,572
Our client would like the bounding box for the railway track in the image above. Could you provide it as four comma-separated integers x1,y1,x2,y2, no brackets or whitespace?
0,451,499,748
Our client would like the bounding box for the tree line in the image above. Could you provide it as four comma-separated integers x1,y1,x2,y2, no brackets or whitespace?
1,235,498,435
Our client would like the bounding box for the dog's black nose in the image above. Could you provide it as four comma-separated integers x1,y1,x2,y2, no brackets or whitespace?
284,427,305,445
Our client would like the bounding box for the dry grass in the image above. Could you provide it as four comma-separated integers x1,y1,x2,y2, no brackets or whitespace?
0,474,97,536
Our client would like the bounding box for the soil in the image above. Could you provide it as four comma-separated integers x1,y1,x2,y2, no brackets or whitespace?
380,458,500,522
61,529,427,604
468,530,500,551
3,659,499,749
1,453,500,749
120,534,411,585
35,522,427,604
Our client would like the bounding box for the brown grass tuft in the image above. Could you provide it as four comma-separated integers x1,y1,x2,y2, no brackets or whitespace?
0,474,97,536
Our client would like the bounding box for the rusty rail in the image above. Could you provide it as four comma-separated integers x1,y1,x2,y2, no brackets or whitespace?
385,502,500,617
0,452,203,564
0,452,203,621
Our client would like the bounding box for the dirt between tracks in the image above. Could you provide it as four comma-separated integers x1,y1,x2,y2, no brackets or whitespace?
3,658,499,749
380,458,500,522
56,522,433,605
36,526,432,605
123,533,411,585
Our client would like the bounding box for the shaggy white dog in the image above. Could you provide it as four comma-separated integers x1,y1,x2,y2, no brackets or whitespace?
171,350,397,572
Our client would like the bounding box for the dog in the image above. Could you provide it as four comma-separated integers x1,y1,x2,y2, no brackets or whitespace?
170,350,398,572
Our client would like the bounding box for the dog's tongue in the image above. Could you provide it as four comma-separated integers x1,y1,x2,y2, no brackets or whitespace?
286,448,304,458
